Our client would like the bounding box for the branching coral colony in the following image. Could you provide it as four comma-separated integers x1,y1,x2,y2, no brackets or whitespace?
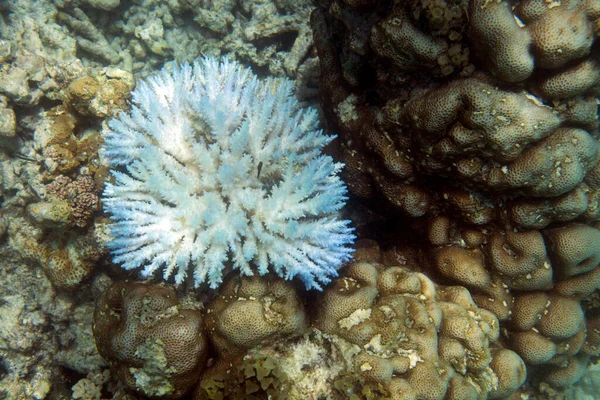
101,58,355,290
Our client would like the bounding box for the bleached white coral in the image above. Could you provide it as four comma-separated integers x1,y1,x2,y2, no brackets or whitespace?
102,58,355,290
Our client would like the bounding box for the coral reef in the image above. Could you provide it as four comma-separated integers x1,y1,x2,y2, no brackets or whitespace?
2,0,318,86
194,329,357,400
0,240,109,398
0,3,133,396
0,0,327,396
190,241,527,399
102,57,355,290
311,0,600,396
66,71,134,118
45,174,100,228
14,221,101,291
6,70,126,291
2,0,600,397
314,241,526,399
195,272,309,399
204,273,308,360
52,0,318,87
93,281,209,399
312,0,599,220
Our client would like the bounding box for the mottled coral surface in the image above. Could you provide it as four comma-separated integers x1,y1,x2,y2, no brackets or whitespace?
2,0,600,398
311,0,600,396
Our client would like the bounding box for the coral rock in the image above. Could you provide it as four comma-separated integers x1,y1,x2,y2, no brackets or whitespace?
313,247,525,399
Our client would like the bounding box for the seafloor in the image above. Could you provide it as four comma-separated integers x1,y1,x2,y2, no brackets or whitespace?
1,0,600,399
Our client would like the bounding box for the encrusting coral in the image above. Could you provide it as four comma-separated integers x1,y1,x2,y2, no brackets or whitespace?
102,57,355,290
311,0,599,220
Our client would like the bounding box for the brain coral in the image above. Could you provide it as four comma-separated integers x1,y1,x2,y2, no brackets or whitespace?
102,58,355,290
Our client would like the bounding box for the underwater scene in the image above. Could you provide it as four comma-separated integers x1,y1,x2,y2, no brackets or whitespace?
1,0,600,399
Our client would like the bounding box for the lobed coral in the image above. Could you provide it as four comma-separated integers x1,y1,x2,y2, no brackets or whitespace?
187,241,527,399
314,243,526,399
102,57,355,290
311,0,600,395
311,0,599,219
203,272,308,360
93,281,209,399
195,272,309,399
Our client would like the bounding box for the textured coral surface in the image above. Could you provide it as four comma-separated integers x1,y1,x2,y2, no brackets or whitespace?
311,0,600,397
190,241,528,399
93,282,209,399
2,0,600,398
314,244,527,399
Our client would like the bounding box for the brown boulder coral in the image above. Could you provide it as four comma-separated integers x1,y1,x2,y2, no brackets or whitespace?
10,215,100,291
195,272,308,399
312,242,526,399
191,243,526,399
311,0,600,395
93,282,209,399
203,273,308,360
311,0,599,220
